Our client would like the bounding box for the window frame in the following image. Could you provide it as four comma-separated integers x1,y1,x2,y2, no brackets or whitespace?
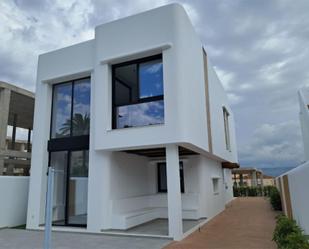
50,77,91,139
157,161,185,193
223,107,231,151
112,54,164,129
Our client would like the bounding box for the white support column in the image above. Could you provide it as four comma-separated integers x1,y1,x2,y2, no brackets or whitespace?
0,88,11,174
166,144,183,240
87,151,112,232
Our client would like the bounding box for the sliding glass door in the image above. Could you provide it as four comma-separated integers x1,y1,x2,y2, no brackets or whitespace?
50,150,88,227
68,150,89,225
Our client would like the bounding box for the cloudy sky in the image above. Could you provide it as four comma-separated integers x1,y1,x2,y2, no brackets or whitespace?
1,0,309,169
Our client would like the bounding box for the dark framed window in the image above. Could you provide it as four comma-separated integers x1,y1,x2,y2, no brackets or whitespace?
112,54,164,129
157,161,185,193
51,77,90,139
223,107,231,151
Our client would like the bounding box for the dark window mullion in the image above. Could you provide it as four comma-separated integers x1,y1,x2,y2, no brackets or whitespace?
50,84,55,139
112,66,116,129
137,62,140,100
70,82,75,137
114,95,164,108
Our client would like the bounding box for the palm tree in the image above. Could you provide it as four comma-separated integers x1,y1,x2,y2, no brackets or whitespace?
59,113,90,136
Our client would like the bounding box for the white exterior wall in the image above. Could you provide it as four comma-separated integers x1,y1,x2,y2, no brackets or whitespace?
27,40,94,228
27,4,237,237
223,169,234,204
208,60,238,162
299,89,309,161
287,162,309,234
0,176,29,228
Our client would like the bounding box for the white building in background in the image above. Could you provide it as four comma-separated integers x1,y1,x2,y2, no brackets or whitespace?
276,87,309,235
26,4,239,240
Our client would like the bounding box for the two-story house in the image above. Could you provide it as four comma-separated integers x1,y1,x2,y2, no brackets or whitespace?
26,4,239,240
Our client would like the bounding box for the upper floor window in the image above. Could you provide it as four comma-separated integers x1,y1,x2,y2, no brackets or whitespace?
223,107,231,151
51,78,90,139
112,54,164,129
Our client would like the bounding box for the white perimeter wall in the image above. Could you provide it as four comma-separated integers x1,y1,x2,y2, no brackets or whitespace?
0,176,29,228
287,162,309,235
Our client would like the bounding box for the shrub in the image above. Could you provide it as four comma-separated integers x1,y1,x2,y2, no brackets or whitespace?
233,186,266,197
264,185,275,196
273,215,309,249
269,187,282,211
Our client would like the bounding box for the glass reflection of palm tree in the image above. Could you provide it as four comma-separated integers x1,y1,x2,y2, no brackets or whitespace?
59,113,90,136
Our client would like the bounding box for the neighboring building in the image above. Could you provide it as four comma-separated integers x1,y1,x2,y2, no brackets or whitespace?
0,81,34,176
26,4,239,240
276,87,309,235
232,167,265,187
262,175,275,186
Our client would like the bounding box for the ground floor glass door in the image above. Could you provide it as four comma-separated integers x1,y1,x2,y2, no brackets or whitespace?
50,150,89,227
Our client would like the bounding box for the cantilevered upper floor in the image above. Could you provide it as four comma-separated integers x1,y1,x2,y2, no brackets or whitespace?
34,3,238,164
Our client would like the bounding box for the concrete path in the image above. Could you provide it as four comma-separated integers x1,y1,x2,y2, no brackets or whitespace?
0,229,171,249
165,197,278,249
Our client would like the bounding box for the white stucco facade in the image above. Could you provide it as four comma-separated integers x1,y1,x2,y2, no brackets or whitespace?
26,4,238,240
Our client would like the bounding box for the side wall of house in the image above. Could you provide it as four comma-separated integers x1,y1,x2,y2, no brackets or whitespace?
224,169,234,204
198,156,226,220
207,58,238,163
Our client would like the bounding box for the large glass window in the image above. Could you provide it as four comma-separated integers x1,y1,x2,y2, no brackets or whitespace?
157,162,184,193
112,54,164,129
51,78,90,139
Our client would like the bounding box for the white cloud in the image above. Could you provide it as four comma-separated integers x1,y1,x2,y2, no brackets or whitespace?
239,121,304,168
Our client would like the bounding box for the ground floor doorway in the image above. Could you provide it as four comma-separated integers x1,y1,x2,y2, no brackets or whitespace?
49,150,89,227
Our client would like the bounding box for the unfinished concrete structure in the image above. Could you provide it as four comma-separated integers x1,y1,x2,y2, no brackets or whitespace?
0,81,34,176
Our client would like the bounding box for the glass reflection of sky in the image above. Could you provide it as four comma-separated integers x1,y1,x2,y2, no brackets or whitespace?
52,83,72,138
73,80,90,116
73,79,91,136
51,79,90,138
117,100,164,128
139,60,163,98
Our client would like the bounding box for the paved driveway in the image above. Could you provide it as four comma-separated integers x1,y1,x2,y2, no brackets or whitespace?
165,197,278,249
0,229,171,249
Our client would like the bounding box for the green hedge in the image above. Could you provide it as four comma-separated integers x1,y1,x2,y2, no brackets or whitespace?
233,186,282,211
269,186,282,211
233,186,272,197
273,215,309,249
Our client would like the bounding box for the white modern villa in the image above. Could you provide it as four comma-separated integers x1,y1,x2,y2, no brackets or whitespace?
26,4,238,240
